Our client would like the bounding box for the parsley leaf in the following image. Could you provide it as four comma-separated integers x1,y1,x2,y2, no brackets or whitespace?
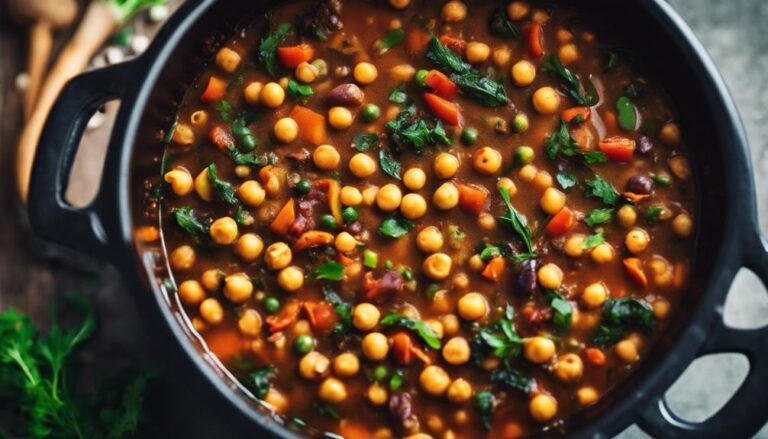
474,391,496,431
172,207,208,238
645,206,663,225
556,171,577,190
593,298,655,346
315,261,345,281
584,176,620,206
351,132,380,152
286,79,314,101
214,100,232,121
207,164,239,205
582,231,606,249
541,54,597,106
379,216,414,239
323,288,352,339
377,29,405,52
378,149,402,180
380,313,441,349
258,22,292,77
226,146,265,168
584,208,613,227
472,306,522,367
248,367,275,399
385,105,452,154
497,187,535,254
583,151,608,165
490,368,533,394
546,290,573,331
388,85,408,104
316,402,341,420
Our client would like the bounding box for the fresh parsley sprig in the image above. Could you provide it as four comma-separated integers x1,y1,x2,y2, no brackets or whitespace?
258,22,292,77
380,313,441,349
541,54,598,106
497,187,535,255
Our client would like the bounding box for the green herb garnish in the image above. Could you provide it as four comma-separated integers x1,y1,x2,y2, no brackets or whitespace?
377,29,405,52
582,231,605,249
593,298,655,346
379,216,414,239
474,391,496,431
351,132,380,152
207,163,239,205
324,288,353,339
556,171,577,190
378,149,402,180
258,22,292,77
388,85,408,104
249,367,276,399
172,207,208,237
226,146,264,168
584,208,613,227
497,187,535,254
380,313,441,349
541,54,597,106
315,261,346,281
584,176,620,206
489,368,533,394
645,206,663,225
546,290,573,331
385,105,452,154
286,79,314,101
489,8,520,38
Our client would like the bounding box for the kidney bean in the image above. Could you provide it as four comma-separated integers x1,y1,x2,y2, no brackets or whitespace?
325,83,364,107
626,175,653,194
516,259,538,296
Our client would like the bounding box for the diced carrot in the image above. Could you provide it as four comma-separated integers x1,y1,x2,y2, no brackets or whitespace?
424,70,458,99
269,199,296,236
303,301,337,333
392,332,413,365
502,422,524,439
266,300,302,332
289,105,327,145
602,110,618,131
410,345,431,365
457,183,488,216
599,136,636,162
561,106,591,122
135,226,160,242
545,207,575,236
209,125,234,150
293,230,334,252
337,252,354,265
623,257,648,288
407,27,431,55
424,92,461,126
523,22,544,58
439,35,466,54
201,76,227,102
585,347,606,366
277,44,314,67
622,192,651,204
481,256,506,283
316,179,343,224
204,328,242,360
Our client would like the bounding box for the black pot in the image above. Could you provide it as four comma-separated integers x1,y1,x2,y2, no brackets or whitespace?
27,0,768,437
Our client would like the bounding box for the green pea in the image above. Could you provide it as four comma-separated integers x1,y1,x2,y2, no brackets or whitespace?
513,114,529,133
461,127,478,145
294,335,315,355
415,69,429,87
295,179,312,195
342,207,359,224
264,296,280,314
360,104,381,122
240,135,257,152
372,364,389,382
320,214,338,231
515,146,535,164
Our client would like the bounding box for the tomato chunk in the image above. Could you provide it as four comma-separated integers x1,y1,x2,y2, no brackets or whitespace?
277,44,314,67
599,136,636,162
200,76,227,102
457,183,488,216
545,207,575,236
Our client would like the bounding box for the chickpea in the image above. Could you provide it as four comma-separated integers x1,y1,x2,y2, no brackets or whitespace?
581,282,608,310
576,386,599,406
615,339,639,363
518,164,538,182
300,351,330,380
362,186,379,206
465,42,490,64
434,153,460,179
335,232,358,253
472,147,502,175
199,298,223,324
234,165,251,179
318,377,348,404
172,123,195,146
215,47,241,73
669,155,691,180
244,82,263,105
533,170,554,190
295,61,318,83
400,193,428,219
313,144,341,171
625,228,650,254
553,353,583,383
389,0,410,9
210,217,238,245
672,213,693,238
617,204,637,228
194,168,212,201
333,353,360,378
223,273,253,303
376,184,403,212
201,269,224,292
353,303,381,331
265,242,292,270
236,180,266,208
590,243,615,264
653,298,671,319
659,122,681,147
529,394,558,422
349,153,377,178
558,43,580,65
564,234,586,258
389,64,416,81
532,86,561,115
507,1,530,20
457,292,488,321
353,62,378,85
442,337,471,365
277,266,304,292
537,263,563,290
478,213,495,231
524,336,556,363
441,314,460,337
433,182,460,210
420,365,451,396
179,280,205,305
416,226,444,253
540,188,566,214
238,309,262,337
260,82,285,108
362,332,389,360
264,388,288,413
340,186,363,206
497,177,518,196
446,378,473,403
329,106,354,130
441,1,467,23
403,168,427,190
170,245,195,271
273,117,298,143
511,60,536,87
367,383,389,405
235,233,264,262
423,253,453,281
164,167,193,196
492,47,512,68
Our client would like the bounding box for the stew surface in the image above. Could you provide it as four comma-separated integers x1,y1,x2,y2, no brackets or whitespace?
145,0,697,437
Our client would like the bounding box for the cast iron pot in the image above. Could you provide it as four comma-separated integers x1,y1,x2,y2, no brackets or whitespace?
26,0,768,437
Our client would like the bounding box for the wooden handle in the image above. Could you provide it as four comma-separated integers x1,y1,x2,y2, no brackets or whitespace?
25,22,53,121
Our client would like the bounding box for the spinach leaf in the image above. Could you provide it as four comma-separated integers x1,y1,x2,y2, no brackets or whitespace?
583,151,608,165
584,176,620,206
584,208,613,227
379,216,414,239
425,34,468,73
490,368,533,394
471,306,522,367
351,132,380,152
287,79,314,101
582,231,605,250
474,391,496,431
207,163,239,205
226,146,265,168
172,207,208,237
541,54,597,106
249,367,275,399
380,313,441,349
489,8,520,38
385,105,452,154
258,22,292,77
315,261,345,281
645,206,663,225
593,298,655,346
616,96,637,130
556,171,577,190
545,290,572,331
497,187,535,254
323,288,352,339
378,149,402,181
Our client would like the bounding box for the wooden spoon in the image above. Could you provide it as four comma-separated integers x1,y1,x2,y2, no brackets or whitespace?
8,0,78,120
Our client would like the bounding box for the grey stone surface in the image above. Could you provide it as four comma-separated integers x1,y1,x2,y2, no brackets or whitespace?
618,0,768,437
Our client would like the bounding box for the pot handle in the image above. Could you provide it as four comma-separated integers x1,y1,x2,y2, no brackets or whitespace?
27,61,137,257
637,230,768,438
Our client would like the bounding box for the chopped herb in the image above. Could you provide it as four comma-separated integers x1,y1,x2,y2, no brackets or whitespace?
214,100,233,121
315,402,341,420
652,173,671,185
556,171,577,190
227,72,244,92
472,306,522,367
489,8,520,38
479,245,502,261
234,205,254,226
545,121,605,165
584,176,620,206
389,370,405,391
593,298,655,346
380,313,441,349
584,208,614,227
226,146,264,168
497,187,535,254
315,260,346,281
616,96,637,131
474,391,496,431
582,231,605,250
207,164,239,205
351,132,380,152
546,290,573,331
286,79,314,101
645,206,663,225
324,288,353,339
258,22,292,77
173,207,208,237
363,249,378,269
541,54,598,106
388,85,408,104
379,216,414,239
385,105,452,154
377,29,406,52
163,124,176,145
231,117,257,151
490,368,534,394
378,149,402,180
249,367,275,399
583,150,609,165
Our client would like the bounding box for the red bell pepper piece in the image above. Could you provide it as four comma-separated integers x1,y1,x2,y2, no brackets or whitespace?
423,93,461,126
